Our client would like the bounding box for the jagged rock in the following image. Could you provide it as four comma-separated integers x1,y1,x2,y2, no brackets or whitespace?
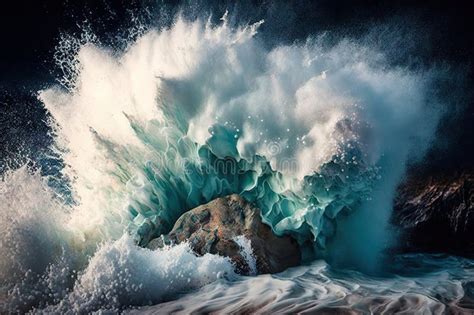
393,172,474,257
148,194,301,274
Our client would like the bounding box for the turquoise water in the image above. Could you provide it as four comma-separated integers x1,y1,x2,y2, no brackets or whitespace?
1,14,467,313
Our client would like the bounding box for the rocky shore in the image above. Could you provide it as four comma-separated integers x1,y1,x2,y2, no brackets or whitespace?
393,171,473,258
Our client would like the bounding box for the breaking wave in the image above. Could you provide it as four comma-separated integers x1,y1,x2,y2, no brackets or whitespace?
0,12,452,313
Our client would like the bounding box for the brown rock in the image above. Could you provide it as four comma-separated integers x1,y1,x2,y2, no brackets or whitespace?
148,194,301,274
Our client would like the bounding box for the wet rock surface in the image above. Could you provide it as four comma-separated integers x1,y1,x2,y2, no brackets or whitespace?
148,194,301,274
393,172,474,257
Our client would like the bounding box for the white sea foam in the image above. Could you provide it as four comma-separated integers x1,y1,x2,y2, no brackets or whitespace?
233,235,257,275
0,11,454,313
43,236,236,313
129,255,474,314
38,14,443,268
0,167,236,313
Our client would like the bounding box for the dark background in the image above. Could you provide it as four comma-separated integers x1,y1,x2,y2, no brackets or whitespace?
0,0,472,173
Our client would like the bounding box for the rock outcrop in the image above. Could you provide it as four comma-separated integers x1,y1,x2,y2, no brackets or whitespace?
148,194,301,274
393,172,474,257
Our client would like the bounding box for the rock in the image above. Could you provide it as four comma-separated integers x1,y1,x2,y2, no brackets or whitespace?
148,194,301,274
393,172,474,257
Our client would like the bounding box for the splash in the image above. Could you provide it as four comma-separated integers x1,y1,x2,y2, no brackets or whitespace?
0,12,446,312
234,235,257,275
38,15,441,265
43,236,236,313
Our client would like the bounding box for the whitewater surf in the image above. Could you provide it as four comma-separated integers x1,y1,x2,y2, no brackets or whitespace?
1,5,472,314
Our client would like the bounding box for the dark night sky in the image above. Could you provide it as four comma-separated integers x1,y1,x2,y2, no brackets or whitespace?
1,0,473,87
0,0,473,172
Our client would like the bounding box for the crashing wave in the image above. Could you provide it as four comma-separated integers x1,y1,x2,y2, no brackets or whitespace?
38,15,441,260
0,12,447,312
